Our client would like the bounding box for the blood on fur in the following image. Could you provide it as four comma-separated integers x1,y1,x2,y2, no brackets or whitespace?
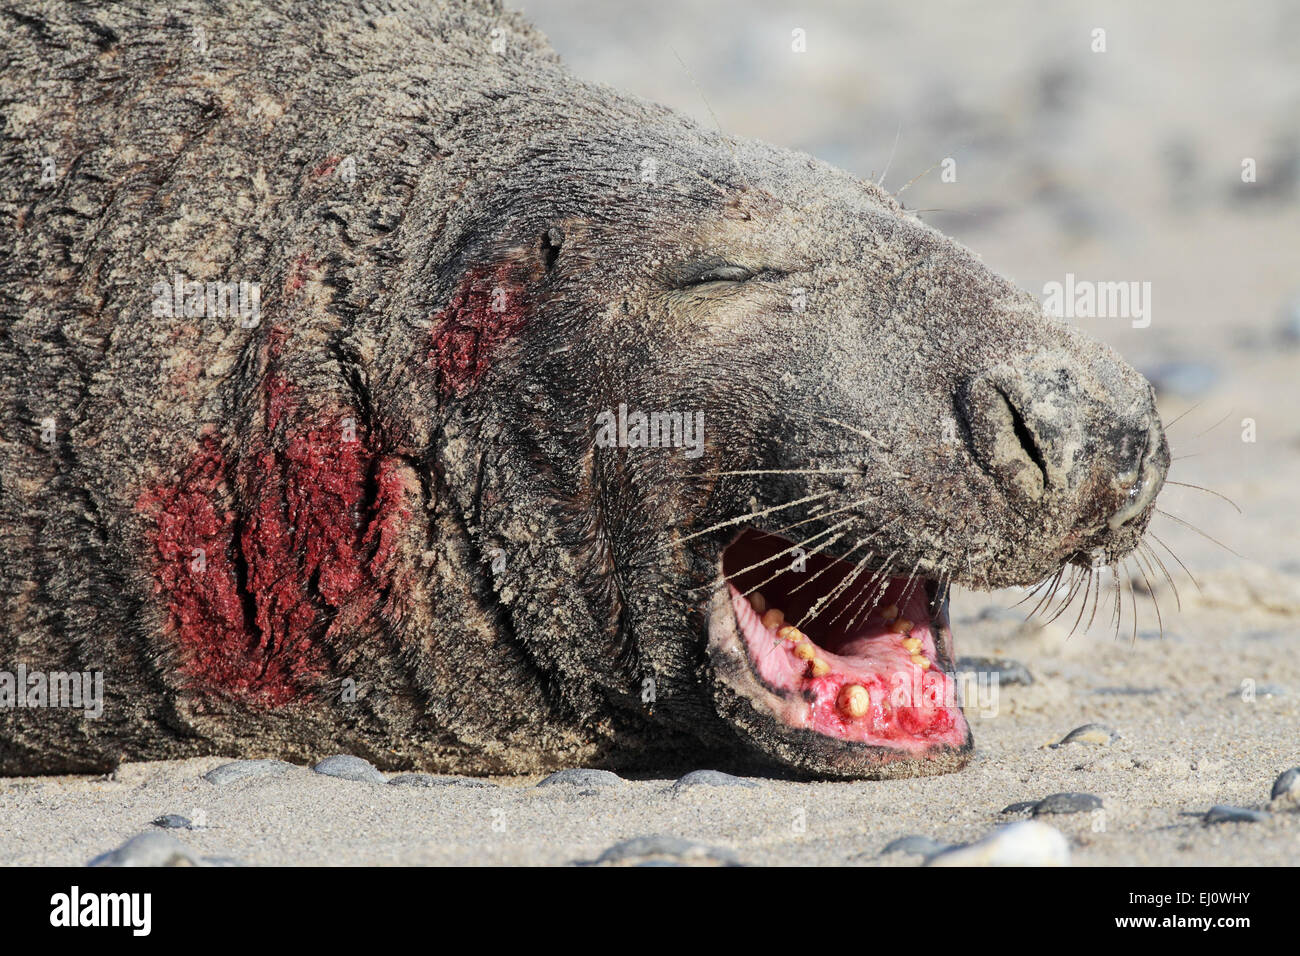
137,367,409,704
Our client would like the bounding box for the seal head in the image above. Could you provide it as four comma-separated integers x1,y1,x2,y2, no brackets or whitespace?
445,122,1169,778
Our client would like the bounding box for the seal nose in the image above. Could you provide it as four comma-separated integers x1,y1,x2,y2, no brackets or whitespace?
959,365,1059,505
959,360,1167,528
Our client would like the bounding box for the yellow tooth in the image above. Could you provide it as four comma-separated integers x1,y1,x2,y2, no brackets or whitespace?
793,642,816,661
880,604,899,622
776,624,805,643
761,608,785,631
901,637,922,653
890,617,914,634
809,657,830,678
749,592,768,615
911,653,931,671
837,684,870,718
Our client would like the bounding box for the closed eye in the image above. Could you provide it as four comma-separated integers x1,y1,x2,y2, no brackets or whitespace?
674,262,788,290
684,264,754,285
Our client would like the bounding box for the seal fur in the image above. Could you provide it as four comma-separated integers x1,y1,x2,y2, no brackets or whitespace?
0,0,1168,777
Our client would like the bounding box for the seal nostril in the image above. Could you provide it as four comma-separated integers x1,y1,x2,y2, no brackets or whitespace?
1107,427,1166,529
959,371,1057,504
997,387,1050,491
1108,465,1156,529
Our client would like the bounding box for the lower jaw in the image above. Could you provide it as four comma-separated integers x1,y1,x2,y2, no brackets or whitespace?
705,529,973,780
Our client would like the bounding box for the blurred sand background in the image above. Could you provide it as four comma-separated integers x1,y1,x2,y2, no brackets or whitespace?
2,0,1297,866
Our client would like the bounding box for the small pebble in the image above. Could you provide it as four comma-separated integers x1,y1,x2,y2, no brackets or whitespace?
1269,767,1300,810
586,835,740,867
926,821,1070,867
672,770,760,790
1034,792,1103,816
536,768,624,788
956,656,1034,686
880,834,952,857
1001,801,1039,815
88,832,204,867
1054,723,1119,747
389,773,497,789
1203,805,1270,824
151,814,193,830
203,759,297,785
312,755,387,784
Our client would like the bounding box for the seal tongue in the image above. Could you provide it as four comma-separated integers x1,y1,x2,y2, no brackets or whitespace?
721,530,967,752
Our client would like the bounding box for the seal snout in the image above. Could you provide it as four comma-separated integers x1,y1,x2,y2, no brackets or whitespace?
960,356,1169,539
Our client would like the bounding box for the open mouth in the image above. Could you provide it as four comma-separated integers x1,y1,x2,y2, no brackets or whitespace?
707,528,972,778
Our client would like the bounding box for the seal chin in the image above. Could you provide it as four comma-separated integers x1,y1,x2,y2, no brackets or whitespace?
706,529,973,779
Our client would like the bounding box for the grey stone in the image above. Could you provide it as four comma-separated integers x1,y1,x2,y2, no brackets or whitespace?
1269,767,1300,809
88,831,204,867
1054,723,1120,747
1203,805,1269,824
311,755,387,784
536,768,624,788
672,770,760,790
151,814,193,829
1001,801,1040,815
203,759,297,785
1034,792,1104,815
587,835,740,867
